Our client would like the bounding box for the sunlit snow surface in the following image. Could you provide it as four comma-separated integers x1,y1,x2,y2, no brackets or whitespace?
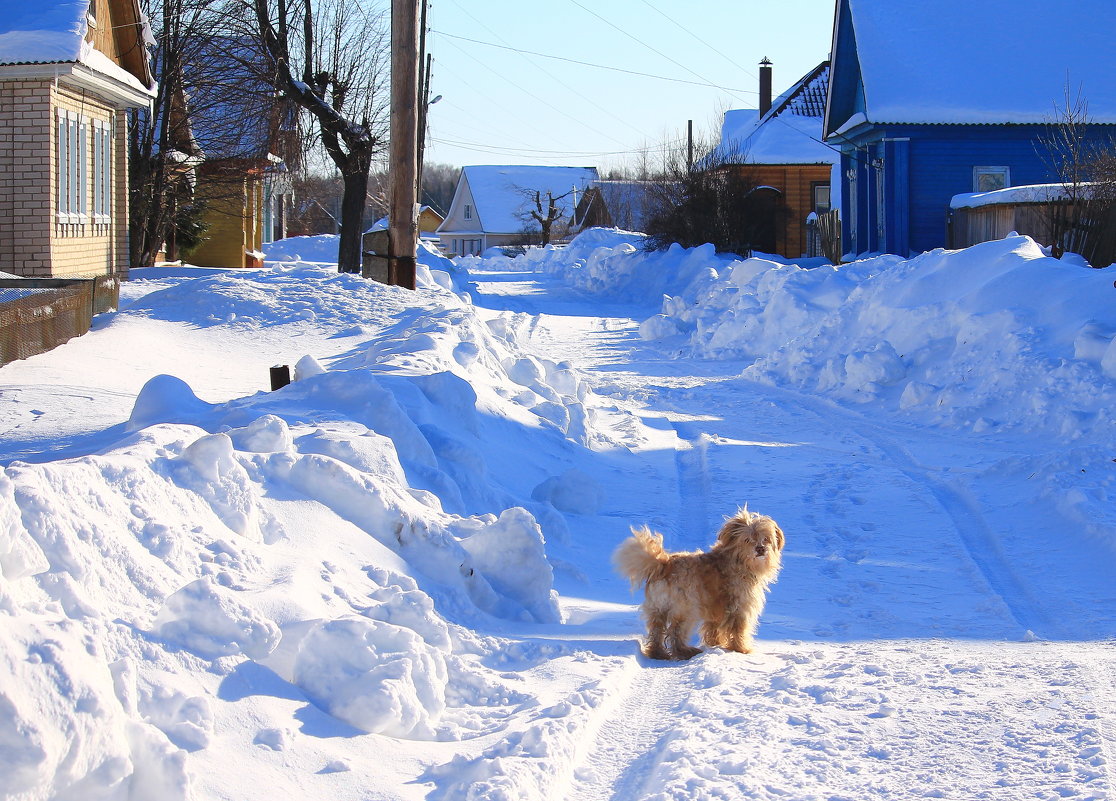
0,231,1114,800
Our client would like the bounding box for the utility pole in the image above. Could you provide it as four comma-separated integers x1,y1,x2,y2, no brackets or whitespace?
416,0,430,205
417,52,432,203
388,0,420,289
687,119,694,172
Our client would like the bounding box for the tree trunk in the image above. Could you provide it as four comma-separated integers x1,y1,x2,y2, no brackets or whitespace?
338,169,369,273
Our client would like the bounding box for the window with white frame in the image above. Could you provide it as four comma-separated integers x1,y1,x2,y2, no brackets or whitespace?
56,110,113,228
57,109,89,224
463,203,472,220
92,118,112,222
973,166,1010,193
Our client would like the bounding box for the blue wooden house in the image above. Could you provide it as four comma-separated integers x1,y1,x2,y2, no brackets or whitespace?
823,0,1116,258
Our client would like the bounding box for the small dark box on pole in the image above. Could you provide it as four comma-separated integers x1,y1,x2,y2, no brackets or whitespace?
270,365,291,391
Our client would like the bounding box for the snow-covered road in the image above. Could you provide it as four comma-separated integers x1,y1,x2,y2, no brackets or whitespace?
459,263,1116,800
2,233,1114,800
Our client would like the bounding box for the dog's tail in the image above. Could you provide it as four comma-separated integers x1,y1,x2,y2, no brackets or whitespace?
613,525,670,590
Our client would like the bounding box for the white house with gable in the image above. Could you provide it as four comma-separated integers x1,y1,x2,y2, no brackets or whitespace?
437,165,599,256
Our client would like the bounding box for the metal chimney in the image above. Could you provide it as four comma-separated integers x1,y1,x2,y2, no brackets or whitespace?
759,57,773,117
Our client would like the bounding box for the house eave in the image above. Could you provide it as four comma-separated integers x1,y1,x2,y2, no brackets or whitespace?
0,61,155,110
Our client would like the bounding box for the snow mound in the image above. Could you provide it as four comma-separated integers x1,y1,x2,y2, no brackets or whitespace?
577,232,1116,442
290,616,447,738
154,578,282,660
128,374,215,431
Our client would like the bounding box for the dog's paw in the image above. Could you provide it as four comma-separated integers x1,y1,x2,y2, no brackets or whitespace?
641,643,672,661
673,645,702,660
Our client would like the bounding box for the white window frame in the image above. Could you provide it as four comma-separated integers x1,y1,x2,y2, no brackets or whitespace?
57,110,70,220
463,203,472,220
57,109,90,225
973,166,1010,193
92,118,112,223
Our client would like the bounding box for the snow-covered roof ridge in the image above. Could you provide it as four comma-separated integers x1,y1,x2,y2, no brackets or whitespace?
459,165,600,234
847,0,1116,125
710,62,836,166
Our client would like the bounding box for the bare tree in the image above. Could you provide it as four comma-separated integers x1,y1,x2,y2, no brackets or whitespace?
235,0,390,272
1039,88,1116,266
509,187,576,246
642,137,787,256
129,0,215,268
531,188,575,246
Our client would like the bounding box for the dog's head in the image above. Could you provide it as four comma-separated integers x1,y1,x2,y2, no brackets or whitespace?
715,507,784,574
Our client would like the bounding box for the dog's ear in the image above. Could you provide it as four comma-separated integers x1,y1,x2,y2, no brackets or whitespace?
774,524,785,551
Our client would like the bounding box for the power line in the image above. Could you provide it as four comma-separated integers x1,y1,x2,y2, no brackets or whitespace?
636,0,758,82
435,29,634,150
434,0,648,141
432,134,686,159
430,30,754,94
564,0,751,105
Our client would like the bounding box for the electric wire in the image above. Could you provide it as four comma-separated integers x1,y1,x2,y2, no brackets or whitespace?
430,30,753,94
635,0,757,82
436,0,648,141
434,28,634,150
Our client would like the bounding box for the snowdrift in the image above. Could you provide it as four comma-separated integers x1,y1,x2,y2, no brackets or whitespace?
543,230,1116,444
0,250,613,799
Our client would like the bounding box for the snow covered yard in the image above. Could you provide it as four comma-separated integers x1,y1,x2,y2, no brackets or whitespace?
1,231,1114,800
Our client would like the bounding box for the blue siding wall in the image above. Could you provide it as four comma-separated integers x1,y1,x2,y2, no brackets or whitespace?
906,125,1060,254
839,123,1116,256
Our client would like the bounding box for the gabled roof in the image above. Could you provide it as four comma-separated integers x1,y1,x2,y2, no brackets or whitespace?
711,62,836,166
825,0,1116,135
0,0,155,100
447,165,600,234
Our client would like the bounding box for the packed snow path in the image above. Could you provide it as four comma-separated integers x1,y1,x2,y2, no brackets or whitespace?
2,237,1115,801
460,263,1116,801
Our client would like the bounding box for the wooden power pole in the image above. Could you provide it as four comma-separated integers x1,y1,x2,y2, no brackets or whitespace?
388,0,420,289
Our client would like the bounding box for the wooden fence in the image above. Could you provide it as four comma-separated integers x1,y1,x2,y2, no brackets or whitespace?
949,196,1116,268
806,210,842,264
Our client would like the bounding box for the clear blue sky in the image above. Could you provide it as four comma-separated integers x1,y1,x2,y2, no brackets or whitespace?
421,0,836,172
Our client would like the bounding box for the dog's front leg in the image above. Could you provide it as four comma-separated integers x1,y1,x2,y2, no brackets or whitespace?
723,610,756,654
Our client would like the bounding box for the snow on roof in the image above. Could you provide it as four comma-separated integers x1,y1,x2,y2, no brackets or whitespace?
848,0,1116,124
462,165,599,234
0,2,88,64
950,182,1096,209
710,63,836,166
0,0,155,95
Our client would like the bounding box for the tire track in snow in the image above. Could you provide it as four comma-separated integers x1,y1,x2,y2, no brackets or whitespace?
771,383,1058,638
671,425,712,548
562,662,682,801
850,431,1058,638
1078,644,1116,796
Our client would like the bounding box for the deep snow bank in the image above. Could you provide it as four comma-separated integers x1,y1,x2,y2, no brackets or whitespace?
0,247,611,799
540,230,1116,443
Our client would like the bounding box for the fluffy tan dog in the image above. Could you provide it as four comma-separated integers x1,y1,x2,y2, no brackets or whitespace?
613,508,784,660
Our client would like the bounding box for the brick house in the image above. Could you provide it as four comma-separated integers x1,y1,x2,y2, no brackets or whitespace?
0,0,155,279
